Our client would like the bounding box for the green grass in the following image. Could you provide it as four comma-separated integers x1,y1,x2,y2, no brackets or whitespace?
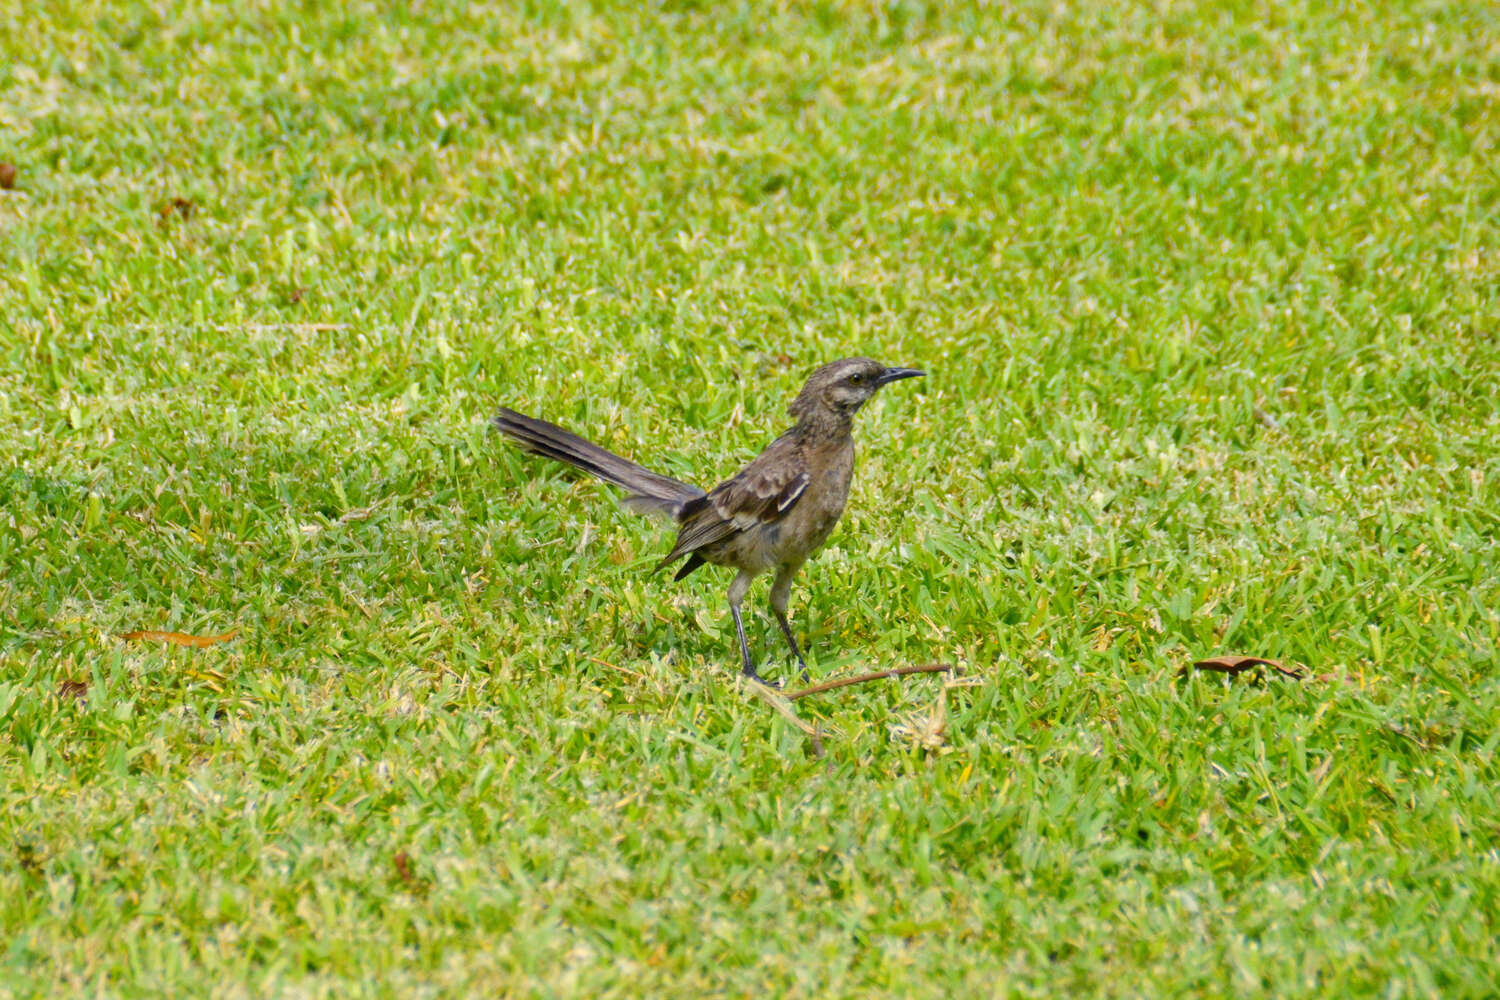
2,0,1498,994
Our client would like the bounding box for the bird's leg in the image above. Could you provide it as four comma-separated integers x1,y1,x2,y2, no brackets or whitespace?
727,571,772,685
769,566,809,683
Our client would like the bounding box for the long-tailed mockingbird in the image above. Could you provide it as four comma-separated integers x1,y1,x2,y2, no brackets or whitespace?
493,357,924,683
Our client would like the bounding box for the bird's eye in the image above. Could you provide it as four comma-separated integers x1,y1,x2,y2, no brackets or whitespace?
849,372,866,385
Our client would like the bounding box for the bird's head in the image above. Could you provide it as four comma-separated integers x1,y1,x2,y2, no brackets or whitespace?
788,357,925,425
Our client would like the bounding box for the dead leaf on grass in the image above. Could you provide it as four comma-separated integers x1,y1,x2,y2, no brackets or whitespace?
57,679,88,701
121,628,239,648
393,850,430,894
157,196,196,222
1184,655,1307,680
0,163,17,190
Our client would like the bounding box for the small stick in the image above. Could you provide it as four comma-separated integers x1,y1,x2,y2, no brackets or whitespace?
743,679,819,734
809,723,826,760
588,656,649,683
785,663,957,701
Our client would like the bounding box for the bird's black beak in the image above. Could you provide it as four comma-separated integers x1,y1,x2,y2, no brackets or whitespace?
876,366,926,387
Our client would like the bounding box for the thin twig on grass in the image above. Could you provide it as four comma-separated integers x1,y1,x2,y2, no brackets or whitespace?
785,663,958,701
809,722,826,760
587,656,650,683
743,680,820,735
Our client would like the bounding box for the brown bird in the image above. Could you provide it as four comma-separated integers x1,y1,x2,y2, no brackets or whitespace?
493,357,925,683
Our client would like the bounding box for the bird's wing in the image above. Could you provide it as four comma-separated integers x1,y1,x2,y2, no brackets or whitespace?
656,432,809,569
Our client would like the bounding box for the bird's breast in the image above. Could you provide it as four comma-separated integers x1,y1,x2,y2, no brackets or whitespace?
783,442,854,554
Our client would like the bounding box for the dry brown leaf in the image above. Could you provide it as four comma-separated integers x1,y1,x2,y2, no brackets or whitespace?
0,163,16,190
157,196,196,223
121,628,239,648
57,679,88,701
393,850,430,894
1186,655,1306,680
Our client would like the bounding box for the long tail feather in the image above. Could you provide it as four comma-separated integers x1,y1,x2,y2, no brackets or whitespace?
492,408,704,519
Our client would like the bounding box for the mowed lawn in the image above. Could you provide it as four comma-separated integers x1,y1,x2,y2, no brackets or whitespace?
2,0,1497,995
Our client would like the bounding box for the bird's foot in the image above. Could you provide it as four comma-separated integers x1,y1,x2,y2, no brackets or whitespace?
796,658,810,685
742,667,781,689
